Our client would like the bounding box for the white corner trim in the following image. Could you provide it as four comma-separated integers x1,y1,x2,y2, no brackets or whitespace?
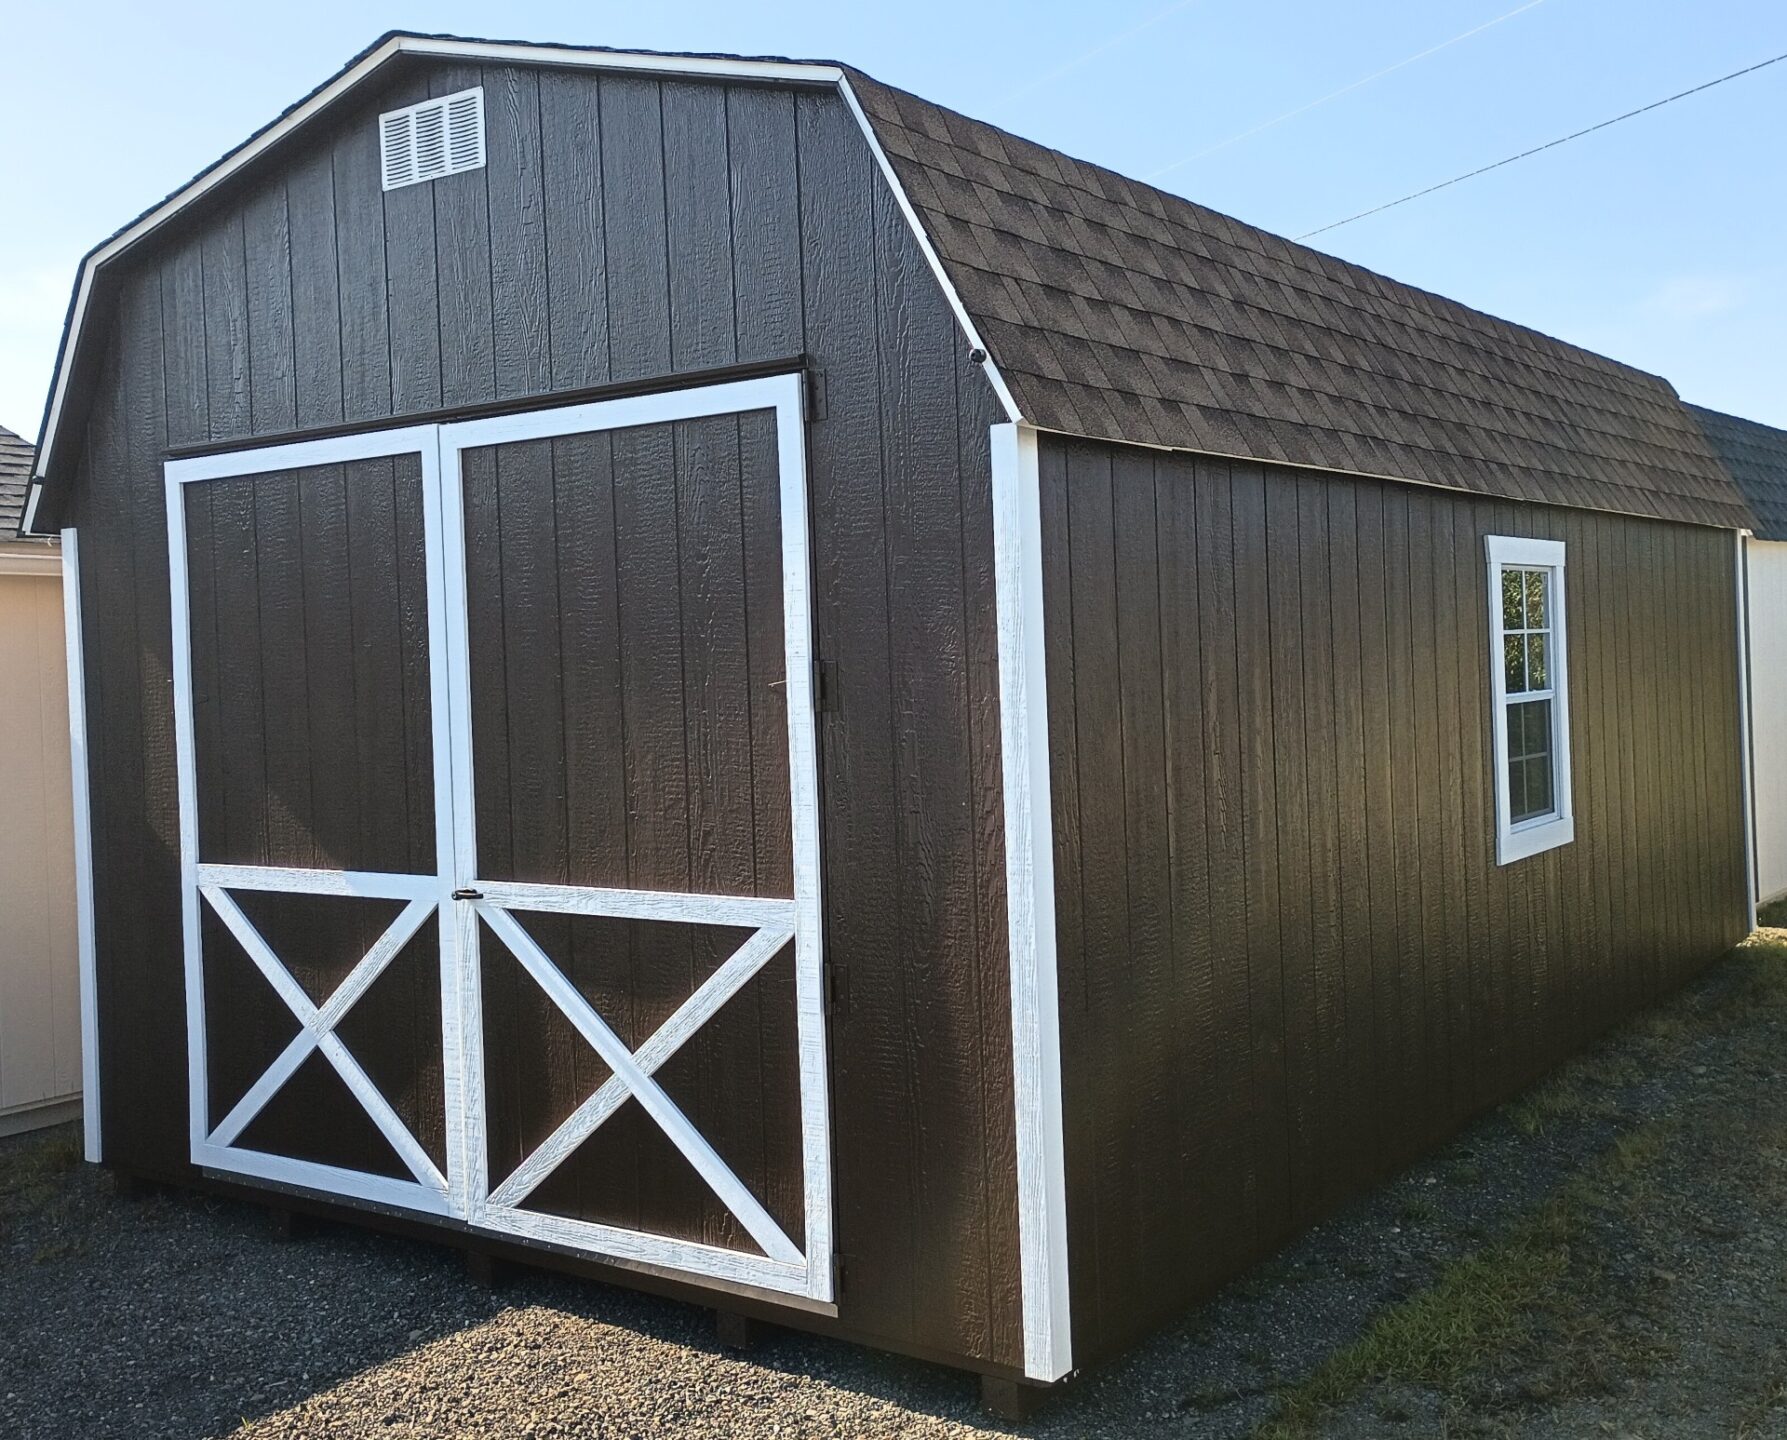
61,528,100,1164
1485,533,1574,866
990,421,1072,1381
31,36,1021,510
1737,530,1758,932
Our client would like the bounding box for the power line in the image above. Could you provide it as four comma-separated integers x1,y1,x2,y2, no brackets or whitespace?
1298,48,1787,240
996,0,1211,106
1146,0,1548,182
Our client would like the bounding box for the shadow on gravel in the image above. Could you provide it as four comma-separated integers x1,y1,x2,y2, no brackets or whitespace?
5,928,1786,1438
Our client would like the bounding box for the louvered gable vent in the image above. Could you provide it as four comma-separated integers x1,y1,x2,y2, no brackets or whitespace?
379,87,485,191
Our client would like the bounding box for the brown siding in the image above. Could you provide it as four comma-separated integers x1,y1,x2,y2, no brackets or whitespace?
1040,434,1749,1367
64,64,1021,1371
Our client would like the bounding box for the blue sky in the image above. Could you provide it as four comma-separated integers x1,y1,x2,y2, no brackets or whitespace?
2,0,1783,440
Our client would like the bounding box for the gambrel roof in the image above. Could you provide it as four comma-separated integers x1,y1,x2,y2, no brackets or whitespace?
1687,404,1787,541
846,71,1751,530
23,32,1755,533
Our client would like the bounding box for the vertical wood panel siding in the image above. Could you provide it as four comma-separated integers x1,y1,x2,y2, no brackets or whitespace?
66,68,1019,1369
1040,436,1749,1366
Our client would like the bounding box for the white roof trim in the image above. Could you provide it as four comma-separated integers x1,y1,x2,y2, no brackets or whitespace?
24,34,1021,531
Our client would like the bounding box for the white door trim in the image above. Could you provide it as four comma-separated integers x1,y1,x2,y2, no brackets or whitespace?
166,426,463,1218
165,374,832,1303
437,371,833,1303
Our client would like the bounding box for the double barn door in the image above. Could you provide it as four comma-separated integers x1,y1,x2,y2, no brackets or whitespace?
166,376,832,1301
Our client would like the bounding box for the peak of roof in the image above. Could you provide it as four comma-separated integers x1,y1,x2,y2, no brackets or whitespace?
1687,403,1787,541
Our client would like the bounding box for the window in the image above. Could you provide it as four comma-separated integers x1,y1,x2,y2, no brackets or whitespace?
1486,535,1573,864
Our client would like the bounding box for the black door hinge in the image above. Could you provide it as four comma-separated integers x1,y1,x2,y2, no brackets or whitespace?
832,1252,846,1298
814,658,837,714
805,367,827,423
824,960,848,1018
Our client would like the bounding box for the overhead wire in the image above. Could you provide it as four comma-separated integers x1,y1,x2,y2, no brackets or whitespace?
1297,49,1787,239
1145,0,1549,181
995,0,1211,105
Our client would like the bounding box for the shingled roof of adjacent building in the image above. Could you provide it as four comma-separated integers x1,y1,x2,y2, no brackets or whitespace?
25,34,1757,533
845,70,1753,530
1687,404,1787,542
0,425,33,538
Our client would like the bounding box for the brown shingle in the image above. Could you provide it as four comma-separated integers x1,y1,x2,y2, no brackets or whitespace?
1689,404,1787,539
0,425,33,537
847,67,1747,526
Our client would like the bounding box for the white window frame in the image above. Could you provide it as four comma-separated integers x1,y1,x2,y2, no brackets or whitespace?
1486,534,1574,865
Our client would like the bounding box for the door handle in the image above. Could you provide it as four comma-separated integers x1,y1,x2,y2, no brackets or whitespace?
451,888,483,901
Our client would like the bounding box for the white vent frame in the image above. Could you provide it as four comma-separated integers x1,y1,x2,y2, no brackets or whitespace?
379,86,485,191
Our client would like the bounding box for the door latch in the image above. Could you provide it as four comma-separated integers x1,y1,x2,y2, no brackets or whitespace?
451,888,483,901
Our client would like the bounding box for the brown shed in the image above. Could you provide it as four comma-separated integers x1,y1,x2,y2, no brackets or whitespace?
22,33,1757,1403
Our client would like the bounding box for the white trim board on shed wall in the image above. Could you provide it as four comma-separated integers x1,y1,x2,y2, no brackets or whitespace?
1750,537,1787,908
990,422,1072,1381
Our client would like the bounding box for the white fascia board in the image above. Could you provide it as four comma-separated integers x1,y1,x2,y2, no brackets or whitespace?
834,75,1022,425
30,36,1022,514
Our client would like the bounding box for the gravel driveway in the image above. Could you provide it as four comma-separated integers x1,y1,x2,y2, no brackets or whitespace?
6,925,1787,1439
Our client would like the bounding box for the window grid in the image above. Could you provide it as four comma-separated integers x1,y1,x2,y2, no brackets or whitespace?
1500,565,1557,826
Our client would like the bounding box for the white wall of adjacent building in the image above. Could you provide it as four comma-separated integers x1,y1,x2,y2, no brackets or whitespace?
1752,537,1787,909
0,542,81,1136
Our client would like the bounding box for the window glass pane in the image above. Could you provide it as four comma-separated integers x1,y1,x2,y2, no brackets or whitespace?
1527,633,1548,690
1505,635,1525,694
1523,754,1555,820
1506,699,1556,822
1502,568,1525,629
1525,569,1549,629
1509,698,1551,763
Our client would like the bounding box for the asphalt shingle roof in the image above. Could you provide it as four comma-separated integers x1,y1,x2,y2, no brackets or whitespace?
1687,404,1787,542
845,70,1753,530
0,425,33,538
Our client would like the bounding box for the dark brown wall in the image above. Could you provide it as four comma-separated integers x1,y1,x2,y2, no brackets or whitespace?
1039,434,1748,1366
62,60,1021,1370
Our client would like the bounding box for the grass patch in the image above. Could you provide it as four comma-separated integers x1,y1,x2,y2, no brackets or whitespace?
1255,1218,1568,1438
1757,895,1787,929
1253,1118,1678,1439
1506,1067,1619,1136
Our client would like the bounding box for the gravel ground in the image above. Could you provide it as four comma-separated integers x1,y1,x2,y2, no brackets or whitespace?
5,927,1787,1439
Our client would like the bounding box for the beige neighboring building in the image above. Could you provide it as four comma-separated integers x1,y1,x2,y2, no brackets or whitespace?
0,422,81,1136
